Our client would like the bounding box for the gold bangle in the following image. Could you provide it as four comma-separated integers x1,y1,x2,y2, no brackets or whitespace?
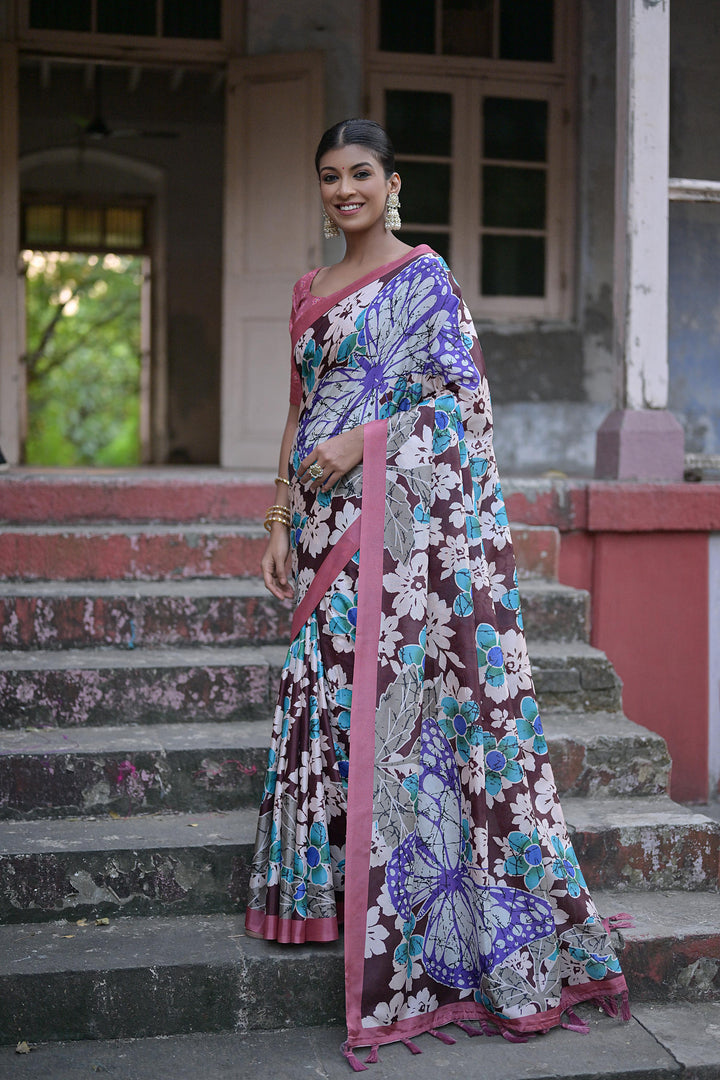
274,476,290,487
265,503,291,516
264,503,291,533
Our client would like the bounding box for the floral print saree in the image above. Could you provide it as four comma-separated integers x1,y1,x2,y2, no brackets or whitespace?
245,246,627,1063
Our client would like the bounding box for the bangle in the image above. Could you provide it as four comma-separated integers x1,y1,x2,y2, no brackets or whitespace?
274,476,290,487
264,503,292,532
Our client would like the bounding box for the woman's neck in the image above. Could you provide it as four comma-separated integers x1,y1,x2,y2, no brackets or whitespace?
339,224,412,273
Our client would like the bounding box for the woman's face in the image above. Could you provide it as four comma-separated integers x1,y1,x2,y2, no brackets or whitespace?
318,144,400,236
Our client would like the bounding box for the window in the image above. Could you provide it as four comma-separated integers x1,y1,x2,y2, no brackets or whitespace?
368,0,575,320
26,0,221,39
22,200,148,253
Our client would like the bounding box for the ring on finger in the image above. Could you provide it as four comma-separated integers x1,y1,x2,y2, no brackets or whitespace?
309,462,324,480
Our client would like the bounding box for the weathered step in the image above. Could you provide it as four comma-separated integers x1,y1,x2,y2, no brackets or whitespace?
0,891,718,1045
0,646,287,729
566,797,720,890
0,808,256,922
528,641,623,712
0,580,292,651
0,724,269,820
0,641,617,729
0,913,345,1045
593,888,720,1003
0,524,267,582
0,579,583,651
544,711,671,798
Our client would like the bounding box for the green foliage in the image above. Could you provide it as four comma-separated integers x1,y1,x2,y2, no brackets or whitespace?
23,251,143,466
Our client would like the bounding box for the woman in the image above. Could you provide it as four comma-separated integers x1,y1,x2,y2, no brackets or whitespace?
245,119,627,1067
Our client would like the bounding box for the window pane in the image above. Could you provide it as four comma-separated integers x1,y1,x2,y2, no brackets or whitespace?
97,0,156,35
386,91,452,157
397,162,451,225
106,208,145,249
66,207,103,248
499,0,553,62
442,0,493,56
24,205,64,247
380,0,435,53
483,166,546,229
400,231,450,262
164,0,221,38
29,0,91,31
482,235,545,296
483,97,547,162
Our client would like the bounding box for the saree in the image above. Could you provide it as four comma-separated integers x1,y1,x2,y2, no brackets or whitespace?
245,246,628,1061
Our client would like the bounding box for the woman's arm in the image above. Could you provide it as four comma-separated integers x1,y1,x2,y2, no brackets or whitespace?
296,425,364,493
261,403,299,600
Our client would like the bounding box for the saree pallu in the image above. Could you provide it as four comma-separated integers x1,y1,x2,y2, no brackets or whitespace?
245,247,627,1058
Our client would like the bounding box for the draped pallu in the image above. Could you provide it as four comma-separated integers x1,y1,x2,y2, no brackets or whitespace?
245,247,627,1057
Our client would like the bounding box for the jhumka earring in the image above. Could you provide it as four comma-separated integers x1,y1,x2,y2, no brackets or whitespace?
322,208,340,239
385,191,401,231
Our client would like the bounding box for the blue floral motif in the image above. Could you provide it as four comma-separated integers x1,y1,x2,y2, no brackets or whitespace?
301,339,323,392
379,376,423,418
290,511,307,551
329,592,357,639
398,628,426,682
438,695,482,762
336,686,352,731
504,828,546,890
281,852,307,916
268,819,281,870
453,568,473,617
476,623,506,688
550,836,586,898
493,482,509,529
483,731,523,795
470,456,488,503
394,913,424,978
334,741,349,788
263,747,277,795
461,817,473,862
516,696,547,755
305,822,332,887
568,940,622,981
308,694,320,740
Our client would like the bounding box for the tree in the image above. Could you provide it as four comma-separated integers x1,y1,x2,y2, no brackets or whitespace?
23,251,143,466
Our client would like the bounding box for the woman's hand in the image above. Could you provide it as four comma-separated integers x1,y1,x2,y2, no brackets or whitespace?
297,426,364,492
261,526,294,601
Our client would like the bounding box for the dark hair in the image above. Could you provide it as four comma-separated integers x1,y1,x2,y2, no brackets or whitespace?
315,119,396,179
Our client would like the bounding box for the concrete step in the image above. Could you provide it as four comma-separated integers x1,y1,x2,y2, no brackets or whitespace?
544,711,671,798
0,645,286,729
0,523,267,582
0,724,268,820
0,807,255,922
0,579,293,651
6,1008,714,1080
0,891,718,1045
566,797,720,891
0,578,584,651
0,640,619,729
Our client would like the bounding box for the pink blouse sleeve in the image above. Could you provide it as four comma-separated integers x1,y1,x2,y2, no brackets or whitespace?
288,271,315,406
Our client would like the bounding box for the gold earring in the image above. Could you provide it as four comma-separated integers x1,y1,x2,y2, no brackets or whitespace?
385,192,401,231
322,208,340,239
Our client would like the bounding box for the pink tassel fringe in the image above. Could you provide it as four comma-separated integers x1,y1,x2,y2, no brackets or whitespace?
602,912,634,933
341,1042,368,1072
455,1020,484,1038
562,1007,590,1034
428,1028,456,1045
402,1038,422,1055
364,1046,379,1064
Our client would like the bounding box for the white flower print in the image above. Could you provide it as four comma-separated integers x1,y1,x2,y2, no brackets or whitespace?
461,748,486,796
486,561,507,602
482,509,511,551
383,551,429,620
365,905,389,958
400,988,439,1019
425,593,459,670
328,503,361,546
395,433,433,471
300,511,331,558
534,762,566,824
324,284,380,347
502,629,533,697
430,461,460,504
378,612,403,666
435,533,471,580
365,992,405,1027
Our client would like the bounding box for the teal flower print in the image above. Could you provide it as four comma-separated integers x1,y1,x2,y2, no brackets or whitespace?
398,628,426,682
461,817,472,862
263,747,278,795
500,569,523,629
334,741,349,788
336,686,352,732
568,942,622,981
493,482,509,529
329,592,357,639
402,772,418,809
281,852,308,917
439,695,482,762
301,339,323,392
505,828,546,890
516,696,547,755
268,819,281,868
308,694,320,740
551,835,586,898
433,394,459,455
394,913,424,978
290,510,307,551
305,822,332,887
379,376,423,418
476,623,506,688
453,568,474,618
483,731,523,796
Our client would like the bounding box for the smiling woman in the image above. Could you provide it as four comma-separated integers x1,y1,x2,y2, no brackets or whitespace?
244,118,628,1068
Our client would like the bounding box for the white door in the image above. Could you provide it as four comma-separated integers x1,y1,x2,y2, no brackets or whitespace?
220,53,323,468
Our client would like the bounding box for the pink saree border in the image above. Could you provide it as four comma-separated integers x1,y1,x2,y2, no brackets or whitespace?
290,245,434,353
343,418,388,1042
244,905,343,944
290,515,362,640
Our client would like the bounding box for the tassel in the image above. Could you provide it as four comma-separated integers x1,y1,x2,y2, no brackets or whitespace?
597,995,619,1018
602,912,634,933
502,1029,530,1043
455,1021,484,1038
428,1028,456,1045
402,1038,422,1055
621,990,632,1022
364,1046,379,1065
561,1007,590,1034
341,1042,368,1072
477,1019,502,1038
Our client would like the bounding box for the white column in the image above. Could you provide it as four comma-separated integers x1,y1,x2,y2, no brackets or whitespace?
0,43,20,465
596,0,684,480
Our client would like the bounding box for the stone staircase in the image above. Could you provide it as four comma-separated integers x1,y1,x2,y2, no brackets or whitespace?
0,471,718,1049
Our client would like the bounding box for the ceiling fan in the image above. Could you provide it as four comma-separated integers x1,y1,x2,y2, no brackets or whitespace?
74,66,180,141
